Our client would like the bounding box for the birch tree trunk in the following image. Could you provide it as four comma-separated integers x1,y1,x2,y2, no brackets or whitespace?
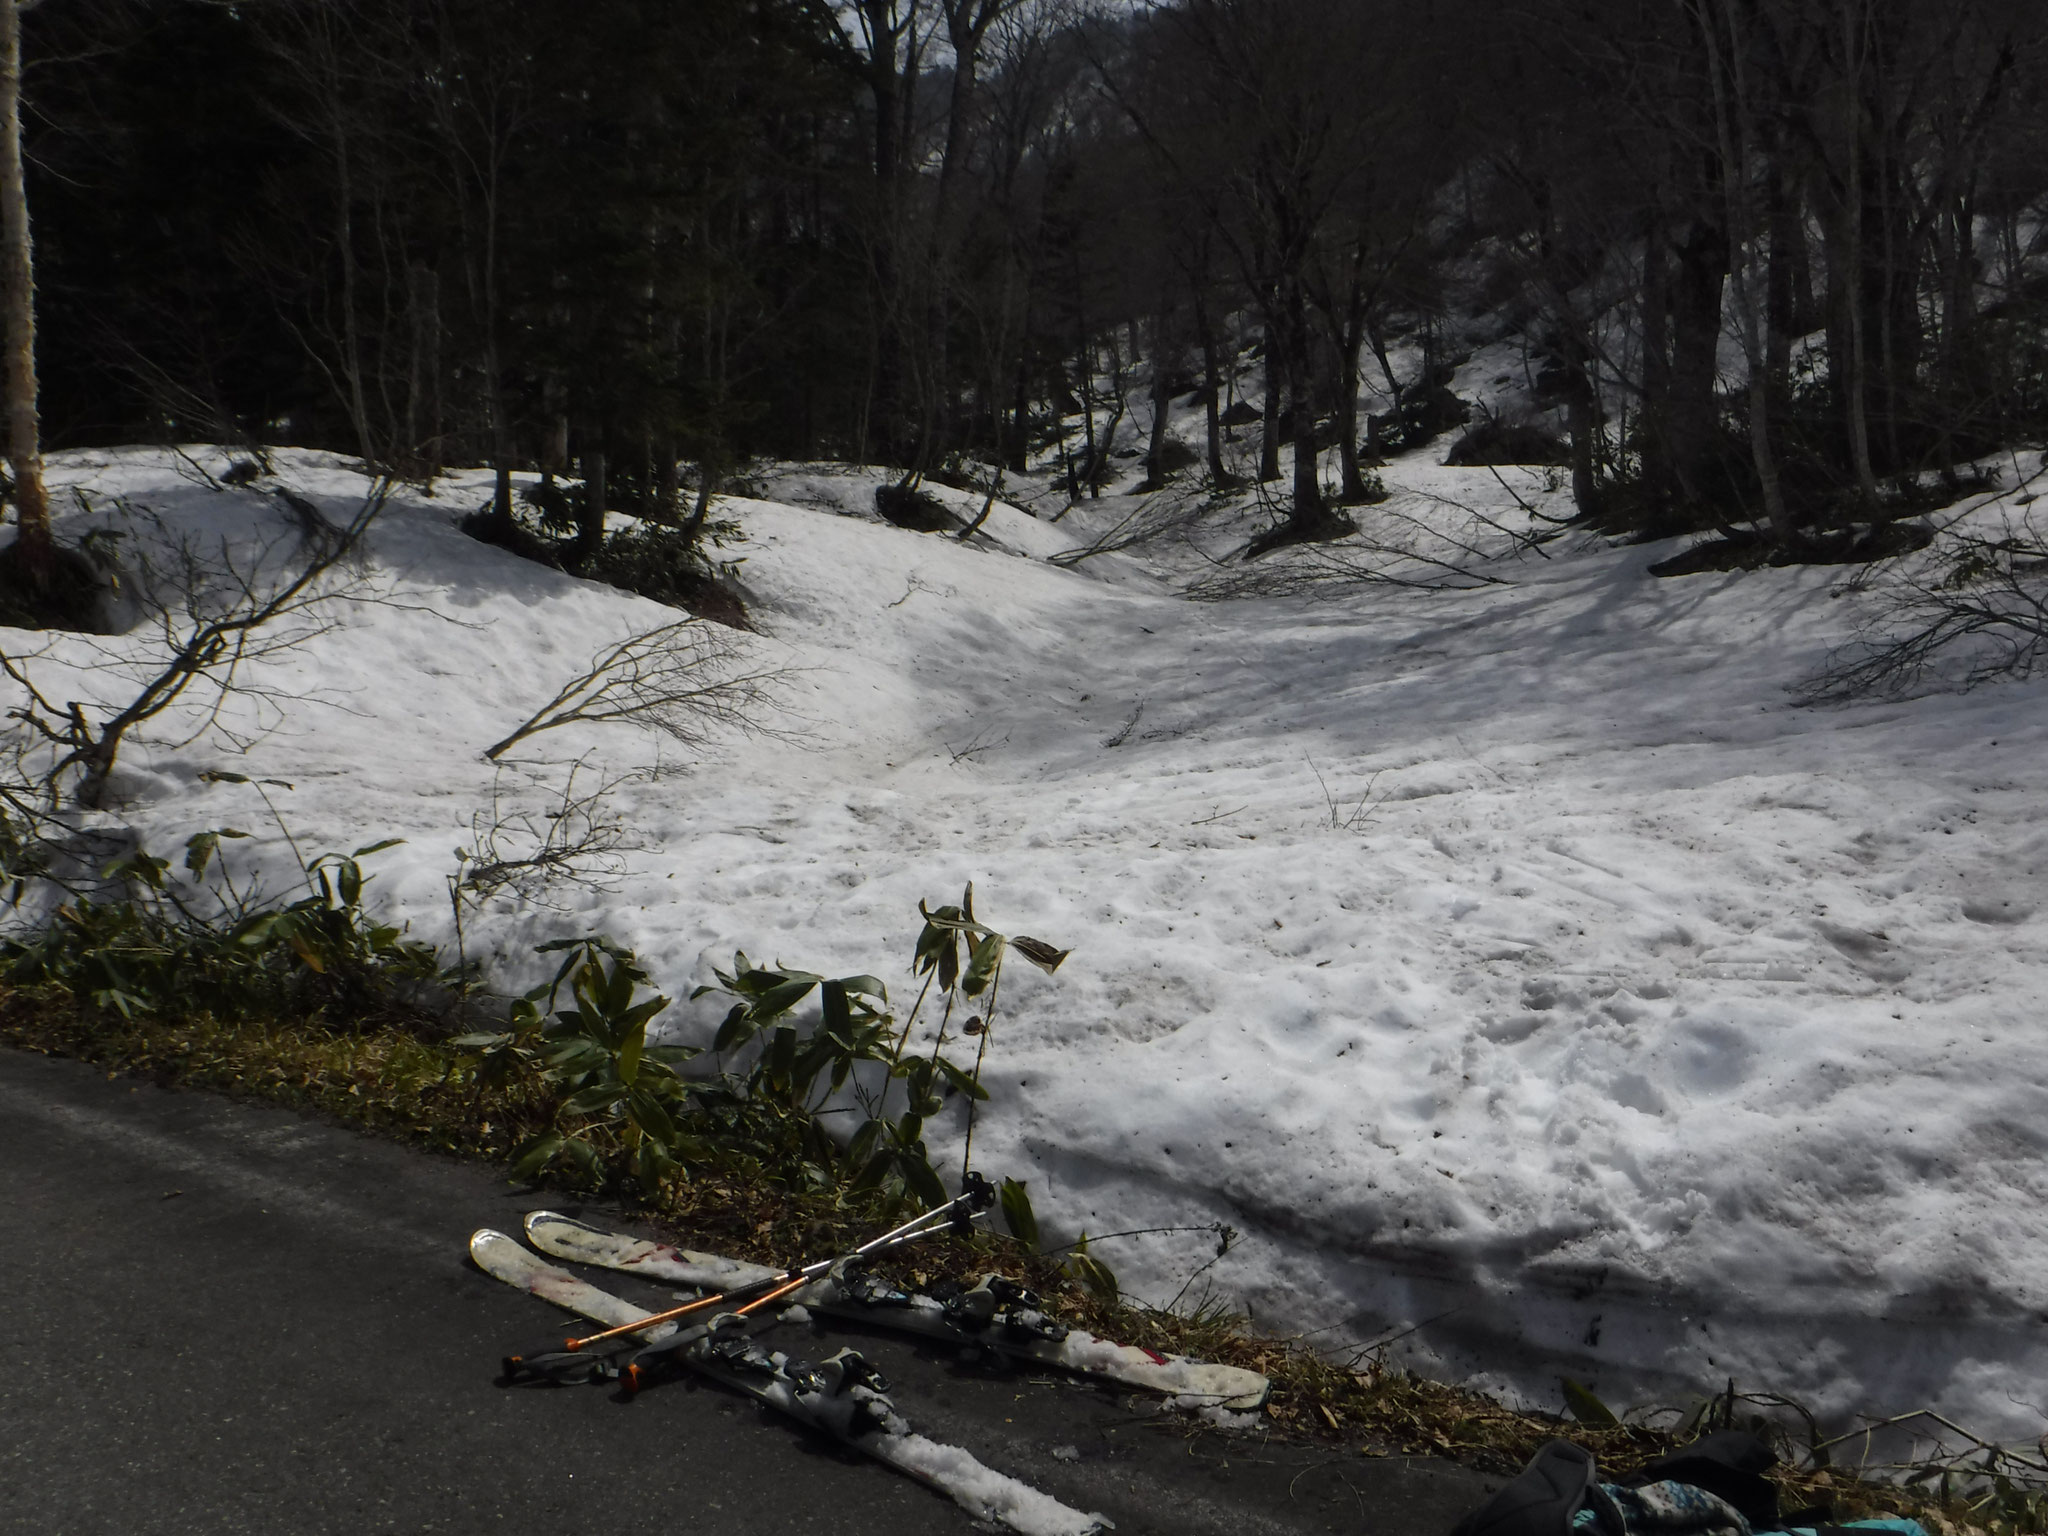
0,0,48,567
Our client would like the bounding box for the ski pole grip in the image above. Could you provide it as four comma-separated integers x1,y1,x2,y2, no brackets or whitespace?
505,1343,585,1368
501,1337,583,1375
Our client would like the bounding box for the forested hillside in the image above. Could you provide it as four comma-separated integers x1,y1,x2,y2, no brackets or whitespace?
19,0,2047,552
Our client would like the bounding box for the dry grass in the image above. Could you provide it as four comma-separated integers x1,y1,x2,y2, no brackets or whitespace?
1,985,2026,1535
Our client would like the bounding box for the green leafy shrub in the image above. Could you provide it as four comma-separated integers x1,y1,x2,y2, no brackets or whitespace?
455,937,702,1195
0,831,444,1023
457,883,1069,1216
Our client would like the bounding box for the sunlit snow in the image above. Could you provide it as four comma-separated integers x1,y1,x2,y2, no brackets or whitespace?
15,431,2047,1446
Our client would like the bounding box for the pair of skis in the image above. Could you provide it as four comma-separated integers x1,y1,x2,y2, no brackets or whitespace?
519,1209,1269,1410
471,1196,1270,1536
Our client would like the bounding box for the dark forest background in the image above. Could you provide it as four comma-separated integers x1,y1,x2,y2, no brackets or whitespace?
19,0,2048,550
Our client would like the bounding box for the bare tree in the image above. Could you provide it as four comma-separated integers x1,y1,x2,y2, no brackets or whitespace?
1,481,389,809
1694,0,1794,540
1097,0,1439,545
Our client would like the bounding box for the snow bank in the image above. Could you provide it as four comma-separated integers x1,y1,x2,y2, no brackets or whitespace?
16,444,2048,1445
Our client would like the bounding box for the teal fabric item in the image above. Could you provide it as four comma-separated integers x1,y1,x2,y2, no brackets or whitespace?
1570,1481,1750,1535
1567,1487,1927,1536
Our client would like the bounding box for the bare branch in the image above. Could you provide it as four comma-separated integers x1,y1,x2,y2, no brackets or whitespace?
457,759,640,908
1801,467,2048,703
482,619,795,761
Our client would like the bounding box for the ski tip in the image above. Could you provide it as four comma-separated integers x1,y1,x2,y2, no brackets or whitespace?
470,1228,542,1277
524,1209,601,1240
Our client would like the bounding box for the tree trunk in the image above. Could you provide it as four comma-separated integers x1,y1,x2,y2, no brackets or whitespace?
543,406,569,477
576,447,607,564
1666,217,1728,506
1935,179,1977,465
1832,7,1883,510
1070,350,1093,501
1764,159,1799,459
1561,324,1601,520
1008,351,1030,474
0,0,47,567
864,8,908,468
1143,308,1172,489
406,262,442,471
1333,272,1368,503
656,436,680,522
681,458,717,552
1192,283,1227,485
1258,326,1281,484
1839,196,1881,507
1334,385,1364,501
1284,279,1326,531
923,7,996,478
1639,211,1675,517
477,151,515,540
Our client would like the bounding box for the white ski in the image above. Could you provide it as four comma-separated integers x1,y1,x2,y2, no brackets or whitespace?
522,1210,1271,1411
470,1228,1108,1536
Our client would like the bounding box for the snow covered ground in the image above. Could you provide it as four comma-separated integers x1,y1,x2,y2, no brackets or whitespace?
14,438,2048,1446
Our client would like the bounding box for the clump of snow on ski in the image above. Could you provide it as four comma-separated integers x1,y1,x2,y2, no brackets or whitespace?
1049,1333,1265,1409
687,1345,1109,1536
523,1209,1269,1409
473,1227,1106,1536
882,1434,1110,1536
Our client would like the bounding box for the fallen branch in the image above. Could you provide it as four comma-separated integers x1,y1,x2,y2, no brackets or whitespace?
483,618,793,761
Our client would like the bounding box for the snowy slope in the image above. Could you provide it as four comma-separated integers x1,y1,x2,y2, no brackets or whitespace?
14,443,2048,1446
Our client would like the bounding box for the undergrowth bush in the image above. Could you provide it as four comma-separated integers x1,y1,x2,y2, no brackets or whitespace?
457,883,1073,1221
0,824,447,1026
0,780,1070,1227
579,521,752,630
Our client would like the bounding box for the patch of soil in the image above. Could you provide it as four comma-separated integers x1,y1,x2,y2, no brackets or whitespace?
1333,480,1392,508
1648,519,1933,577
0,540,118,632
460,503,749,628
874,481,960,533
458,505,567,568
1444,419,1569,467
653,565,752,630
1243,509,1359,561
1368,380,1472,452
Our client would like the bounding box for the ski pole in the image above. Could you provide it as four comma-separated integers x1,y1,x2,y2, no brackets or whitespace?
508,1175,993,1366
567,1187,983,1347
613,1230,950,1396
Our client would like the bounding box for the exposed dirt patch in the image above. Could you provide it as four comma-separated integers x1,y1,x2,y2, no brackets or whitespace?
1649,520,1934,578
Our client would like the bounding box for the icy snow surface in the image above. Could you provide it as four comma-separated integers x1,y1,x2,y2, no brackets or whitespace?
19,445,2048,1443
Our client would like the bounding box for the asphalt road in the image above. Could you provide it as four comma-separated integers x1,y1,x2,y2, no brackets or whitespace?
0,1046,1499,1536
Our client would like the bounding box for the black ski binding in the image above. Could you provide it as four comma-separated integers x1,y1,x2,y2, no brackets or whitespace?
840,1268,917,1310
703,1312,781,1378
